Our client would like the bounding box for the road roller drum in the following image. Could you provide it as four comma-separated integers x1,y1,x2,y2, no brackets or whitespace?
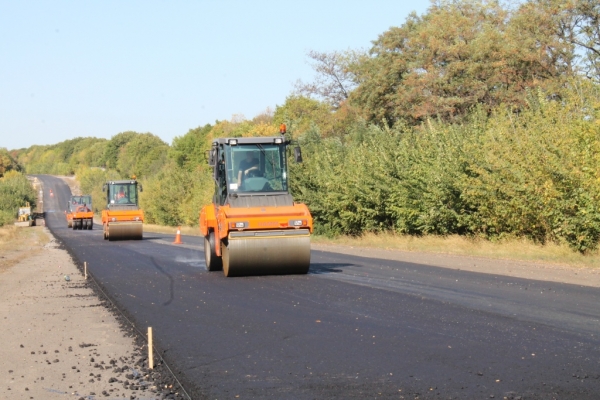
222,230,311,277
106,222,143,241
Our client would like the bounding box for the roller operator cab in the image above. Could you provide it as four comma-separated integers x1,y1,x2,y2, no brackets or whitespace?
101,179,144,241
200,128,313,277
65,195,94,230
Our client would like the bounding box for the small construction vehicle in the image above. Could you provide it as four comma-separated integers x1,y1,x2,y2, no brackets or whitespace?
66,195,94,230
200,124,313,277
101,178,144,240
14,202,33,227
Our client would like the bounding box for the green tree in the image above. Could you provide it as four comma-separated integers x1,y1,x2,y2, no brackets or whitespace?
0,148,19,177
116,133,168,179
350,0,576,126
574,0,600,81
555,0,600,81
70,138,108,168
168,124,213,171
294,49,363,109
273,95,336,137
101,131,138,169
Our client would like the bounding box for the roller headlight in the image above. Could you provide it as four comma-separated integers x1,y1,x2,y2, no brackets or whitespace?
229,221,248,229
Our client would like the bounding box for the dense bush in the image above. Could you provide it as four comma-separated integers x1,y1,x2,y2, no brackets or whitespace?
292,82,600,252
459,85,600,252
0,171,37,226
140,163,213,226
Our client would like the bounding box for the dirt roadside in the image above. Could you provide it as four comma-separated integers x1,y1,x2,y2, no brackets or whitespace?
0,226,183,400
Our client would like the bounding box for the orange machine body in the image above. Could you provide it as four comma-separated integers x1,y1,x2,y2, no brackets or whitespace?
101,208,144,225
66,206,94,224
200,202,313,257
65,195,94,230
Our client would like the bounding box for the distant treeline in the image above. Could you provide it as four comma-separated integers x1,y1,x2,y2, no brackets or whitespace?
8,0,600,252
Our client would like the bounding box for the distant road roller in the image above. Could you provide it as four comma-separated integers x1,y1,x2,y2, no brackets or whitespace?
200,126,313,277
66,195,94,230
101,179,144,241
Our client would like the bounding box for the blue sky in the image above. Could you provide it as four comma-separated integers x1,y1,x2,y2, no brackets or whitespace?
0,1,428,150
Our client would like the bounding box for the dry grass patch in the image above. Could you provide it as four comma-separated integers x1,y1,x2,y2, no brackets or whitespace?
0,225,47,251
0,225,21,247
312,232,600,270
0,226,49,273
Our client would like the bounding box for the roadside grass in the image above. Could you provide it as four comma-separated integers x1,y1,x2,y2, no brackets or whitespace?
311,232,600,270
0,225,49,272
0,225,48,250
0,225,21,248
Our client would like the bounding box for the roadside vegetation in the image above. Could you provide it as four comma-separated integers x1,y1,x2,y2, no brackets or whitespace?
8,0,600,258
0,171,37,226
313,232,600,269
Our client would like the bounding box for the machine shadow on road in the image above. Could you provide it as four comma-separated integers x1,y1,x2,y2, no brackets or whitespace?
309,262,355,274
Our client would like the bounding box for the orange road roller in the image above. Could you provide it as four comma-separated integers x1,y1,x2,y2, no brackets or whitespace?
102,179,144,241
66,195,94,230
200,125,313,277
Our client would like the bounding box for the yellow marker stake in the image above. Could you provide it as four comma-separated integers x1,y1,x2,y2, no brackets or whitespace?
148,327,154,369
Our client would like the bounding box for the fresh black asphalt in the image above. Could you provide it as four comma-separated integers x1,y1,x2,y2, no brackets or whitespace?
36,175,600,399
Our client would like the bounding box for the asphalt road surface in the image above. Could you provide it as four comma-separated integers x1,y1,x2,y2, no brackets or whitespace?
36,175,600,399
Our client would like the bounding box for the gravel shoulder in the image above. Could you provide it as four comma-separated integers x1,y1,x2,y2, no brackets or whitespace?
0,227,165,400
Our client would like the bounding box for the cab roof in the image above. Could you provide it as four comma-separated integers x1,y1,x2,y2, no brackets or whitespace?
212,136,288,145
106,180,138,185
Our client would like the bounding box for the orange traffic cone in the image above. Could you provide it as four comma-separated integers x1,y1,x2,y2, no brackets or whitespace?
173,226,183,244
